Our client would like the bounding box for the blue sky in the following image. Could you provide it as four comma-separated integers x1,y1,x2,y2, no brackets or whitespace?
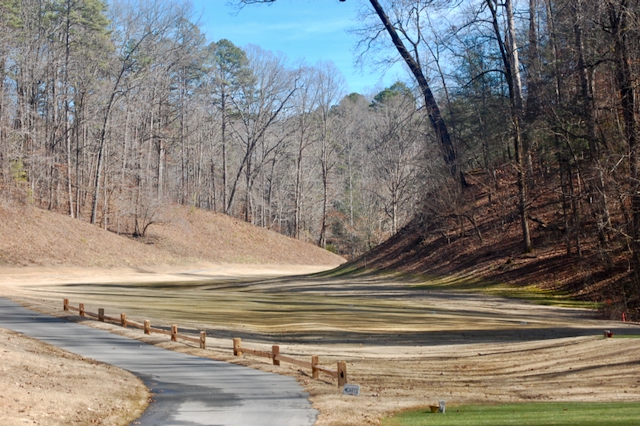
190,0,407,95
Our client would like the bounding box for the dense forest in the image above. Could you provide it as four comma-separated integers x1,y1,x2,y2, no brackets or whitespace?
1,0,639,310
0,0,435,257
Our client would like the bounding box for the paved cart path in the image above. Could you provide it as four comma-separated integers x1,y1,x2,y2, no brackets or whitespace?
0,298,318,426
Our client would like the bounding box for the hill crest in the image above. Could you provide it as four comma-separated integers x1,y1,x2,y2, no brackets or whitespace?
0,202,344,268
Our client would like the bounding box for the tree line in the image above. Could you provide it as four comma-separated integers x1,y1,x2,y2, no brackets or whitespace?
2,0,640,310
243,0,639,308
0,0,432,257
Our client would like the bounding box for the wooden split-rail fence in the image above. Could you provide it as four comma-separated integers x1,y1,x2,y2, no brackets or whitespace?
63,298,205,348
233,337,347,386
63,299,347,387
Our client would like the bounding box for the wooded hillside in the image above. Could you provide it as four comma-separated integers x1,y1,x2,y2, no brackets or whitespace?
1,0,639,313
347,167,630,319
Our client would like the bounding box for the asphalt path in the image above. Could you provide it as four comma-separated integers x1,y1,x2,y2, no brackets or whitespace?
0,298,318,426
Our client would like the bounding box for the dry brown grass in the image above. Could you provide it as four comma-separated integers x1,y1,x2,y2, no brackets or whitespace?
0,203,173,267
350,167,634,316
0,202,344,268
0,327,148,426
6,268,640,426
2,202,640,425
145,205,343,265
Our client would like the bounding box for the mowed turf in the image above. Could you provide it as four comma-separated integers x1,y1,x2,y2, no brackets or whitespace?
383,402,640,426
15,269,640,425
29,275,595,337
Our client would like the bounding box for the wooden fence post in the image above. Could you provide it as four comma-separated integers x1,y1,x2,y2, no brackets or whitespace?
233,338,242,356
337,361,347,387
144,320,150,335
98,308,104,322
79,303,85,317
63,299,69,311
272,345,280,366
171,324,178,342
121,313,127,328
200,331,206,349
312,355,319,379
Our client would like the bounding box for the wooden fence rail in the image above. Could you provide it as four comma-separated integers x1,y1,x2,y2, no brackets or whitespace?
63,299,206,349
63,299,347,387
233,337,347,387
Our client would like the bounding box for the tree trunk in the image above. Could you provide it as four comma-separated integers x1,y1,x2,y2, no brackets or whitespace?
91,69,124,224
608,0,640,293
573,0,611,249
486,0,532,253
221,89,228,213
63,5,74,218
318,140,329,248
294,136,303,239
368,0,458,180
244,156,251,222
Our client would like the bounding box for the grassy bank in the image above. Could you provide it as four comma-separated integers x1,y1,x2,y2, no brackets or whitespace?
383,402,640,426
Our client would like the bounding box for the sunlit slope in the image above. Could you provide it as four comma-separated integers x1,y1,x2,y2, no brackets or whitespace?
0,203,344,267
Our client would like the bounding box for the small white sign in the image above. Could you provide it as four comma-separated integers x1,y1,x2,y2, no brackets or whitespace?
343,384,360,396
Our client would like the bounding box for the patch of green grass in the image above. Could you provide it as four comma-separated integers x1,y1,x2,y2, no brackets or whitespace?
612,334,640,339
490,286,599,309
383,402,640,426
410,274,600,309
313,264,362,277
307,266,600,310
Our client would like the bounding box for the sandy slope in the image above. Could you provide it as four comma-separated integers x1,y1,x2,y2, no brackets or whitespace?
0,203,345,267
0,327,148,426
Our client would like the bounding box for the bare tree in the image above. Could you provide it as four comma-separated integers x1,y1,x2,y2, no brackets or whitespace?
207,39,251,213
484,0,532,252
315,62,347,248
357,0,459,180
90,0,190,224
369,83,424,234
226,46,297,221
238,0,460,182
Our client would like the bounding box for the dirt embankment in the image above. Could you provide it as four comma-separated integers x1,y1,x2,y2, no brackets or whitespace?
0,327,148,426
0,202,344,268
